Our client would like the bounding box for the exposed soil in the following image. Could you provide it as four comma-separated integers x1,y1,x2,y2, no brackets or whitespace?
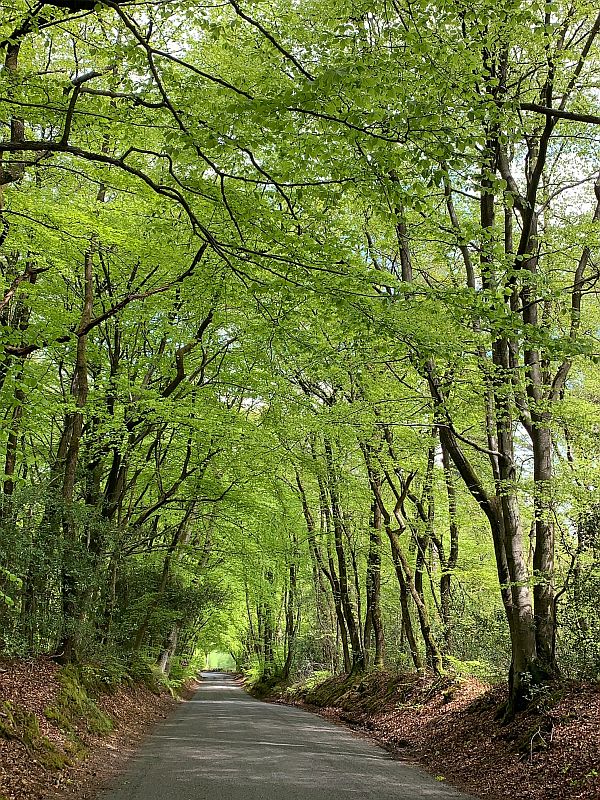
270,672,600,800
0,658,185,800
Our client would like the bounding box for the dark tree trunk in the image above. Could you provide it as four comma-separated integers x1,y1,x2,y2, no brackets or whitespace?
439,442,459,651
364,488,384,669
323,439,364,673
56,248,94,664
282,529,299,680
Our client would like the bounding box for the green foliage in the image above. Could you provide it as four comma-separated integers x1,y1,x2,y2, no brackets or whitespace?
247,673,289,699
1,0,600,712
127,655,171,694
444,656,499,682
283,671,333,699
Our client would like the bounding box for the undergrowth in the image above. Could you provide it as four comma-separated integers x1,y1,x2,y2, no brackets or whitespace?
44,666,114,735
0,653,190,777
250,668,468,714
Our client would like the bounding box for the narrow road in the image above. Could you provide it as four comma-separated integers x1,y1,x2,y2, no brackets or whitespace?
100,671,472,800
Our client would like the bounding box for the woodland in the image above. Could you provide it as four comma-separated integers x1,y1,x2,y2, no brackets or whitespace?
1,0,600,722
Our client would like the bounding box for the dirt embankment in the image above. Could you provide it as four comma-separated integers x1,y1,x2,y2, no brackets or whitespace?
0,658,189,800
258,671,600,800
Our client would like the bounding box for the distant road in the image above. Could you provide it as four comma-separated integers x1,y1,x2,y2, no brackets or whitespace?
99,671,471,800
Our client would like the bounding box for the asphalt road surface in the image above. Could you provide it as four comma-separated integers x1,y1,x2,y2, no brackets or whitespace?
99,671,472,800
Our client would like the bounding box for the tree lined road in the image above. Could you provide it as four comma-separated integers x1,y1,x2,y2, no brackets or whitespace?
100,672,471,800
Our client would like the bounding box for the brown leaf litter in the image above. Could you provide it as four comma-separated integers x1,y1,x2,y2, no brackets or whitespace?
277,671,600,800
0,657,180,800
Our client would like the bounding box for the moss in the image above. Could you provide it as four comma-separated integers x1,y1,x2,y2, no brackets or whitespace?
44,704,72,730
273,673,357,707
44,666,114,736
248,674,289,699
283,671,333,702
65,732,88,760
277,670,442,715
37,737,70,770
442,686,459,704
302,674,356,707
1,700,42,748
0,701,70,771
77,658,130,695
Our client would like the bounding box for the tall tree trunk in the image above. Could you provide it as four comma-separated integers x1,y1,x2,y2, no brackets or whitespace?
282,560,298,680
323,439,364,673
157,624,179,675
439,442,459,651
311,448,353,672
132,502,195,652
295,468,339,671
531,422,556,675
364,492,384,669
57,247,94,663
362,439,442,673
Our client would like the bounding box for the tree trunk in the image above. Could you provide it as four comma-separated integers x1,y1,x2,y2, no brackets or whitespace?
364,491,384,669
296,467,350,671
56,247,94,663
323,439,364,673
440,442,459,651
531,423,556,676
157,624,179,675
282,539,298,680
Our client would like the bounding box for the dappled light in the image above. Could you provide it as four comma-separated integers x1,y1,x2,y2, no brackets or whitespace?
1,1,600,798
100,674,464,800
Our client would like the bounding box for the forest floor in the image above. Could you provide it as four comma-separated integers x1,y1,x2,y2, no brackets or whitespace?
0,657,192,800
3,660,598,800
255,671,600,800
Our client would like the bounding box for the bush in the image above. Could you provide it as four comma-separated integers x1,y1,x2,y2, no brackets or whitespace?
128,654,171,694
